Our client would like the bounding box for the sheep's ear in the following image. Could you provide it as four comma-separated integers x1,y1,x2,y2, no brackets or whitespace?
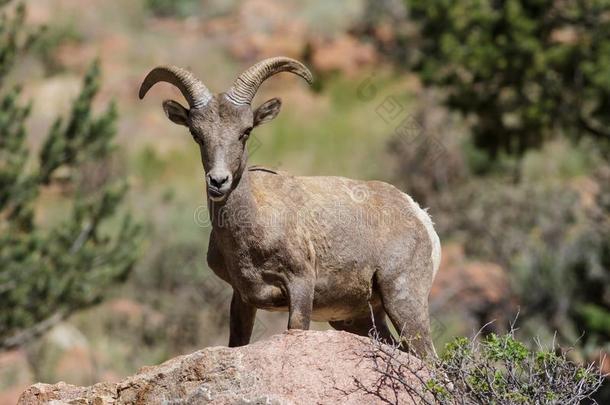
162,99,189,126
253,98,281,127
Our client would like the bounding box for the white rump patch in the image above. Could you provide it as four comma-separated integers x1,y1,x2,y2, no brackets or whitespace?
402,193,442,277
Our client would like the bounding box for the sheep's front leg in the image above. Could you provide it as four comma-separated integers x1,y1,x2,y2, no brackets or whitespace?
287,279,315,330
228,289,257,347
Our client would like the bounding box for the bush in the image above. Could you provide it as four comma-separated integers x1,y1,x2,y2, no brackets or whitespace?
0,1,141,350
431,161,610,349
357,329,605,404
404,0,610,162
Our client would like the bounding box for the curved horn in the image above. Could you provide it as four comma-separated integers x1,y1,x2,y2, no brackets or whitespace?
139,65,212,109
225,56,313,106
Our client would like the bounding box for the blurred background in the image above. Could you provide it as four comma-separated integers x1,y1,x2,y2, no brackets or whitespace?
1,0,609,402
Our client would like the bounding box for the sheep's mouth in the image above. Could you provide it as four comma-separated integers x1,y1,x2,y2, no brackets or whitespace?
207,187,227,201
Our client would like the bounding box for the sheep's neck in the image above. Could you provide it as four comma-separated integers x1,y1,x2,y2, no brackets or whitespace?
208,165,256,232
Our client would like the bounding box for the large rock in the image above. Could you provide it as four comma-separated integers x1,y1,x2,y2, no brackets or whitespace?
18,330,429,404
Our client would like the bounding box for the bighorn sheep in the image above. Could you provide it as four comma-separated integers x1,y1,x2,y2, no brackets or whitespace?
139,57,441,355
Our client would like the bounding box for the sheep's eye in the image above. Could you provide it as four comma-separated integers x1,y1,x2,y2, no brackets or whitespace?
240,127,252,140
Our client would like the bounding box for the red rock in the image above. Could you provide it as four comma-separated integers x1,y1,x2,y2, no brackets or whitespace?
310,35,378,76
18,330,430,404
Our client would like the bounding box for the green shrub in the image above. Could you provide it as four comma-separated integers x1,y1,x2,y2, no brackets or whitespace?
404,0,610,163
435,332,603,404
0,1,141,350
358,330,605,404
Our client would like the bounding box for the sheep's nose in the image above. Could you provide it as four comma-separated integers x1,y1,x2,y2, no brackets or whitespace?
207,172,230,189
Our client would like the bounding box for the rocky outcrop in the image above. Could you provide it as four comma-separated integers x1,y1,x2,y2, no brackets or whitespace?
18,330,428,404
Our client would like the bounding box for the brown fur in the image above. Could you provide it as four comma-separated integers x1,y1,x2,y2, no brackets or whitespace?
145,79,441,356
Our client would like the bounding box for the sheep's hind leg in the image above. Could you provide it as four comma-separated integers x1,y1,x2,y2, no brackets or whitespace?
381,294,434,356
376,265,435,357
286,278,315,330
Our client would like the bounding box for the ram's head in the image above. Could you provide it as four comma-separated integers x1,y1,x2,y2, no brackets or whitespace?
139,57,312,201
